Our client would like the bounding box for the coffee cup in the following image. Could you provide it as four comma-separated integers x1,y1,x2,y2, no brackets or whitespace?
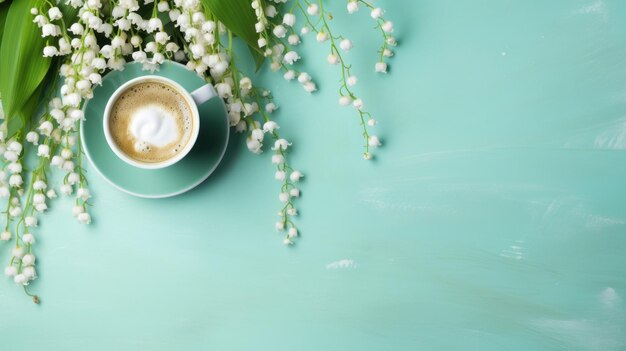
103,75,217,169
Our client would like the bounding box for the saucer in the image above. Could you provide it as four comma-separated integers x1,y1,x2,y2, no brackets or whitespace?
81,61,229,198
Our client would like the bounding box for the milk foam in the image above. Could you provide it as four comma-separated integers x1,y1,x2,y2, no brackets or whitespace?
108,80,193,163
130,106,179,149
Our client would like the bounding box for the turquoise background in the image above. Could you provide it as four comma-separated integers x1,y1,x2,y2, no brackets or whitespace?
2,0,626,349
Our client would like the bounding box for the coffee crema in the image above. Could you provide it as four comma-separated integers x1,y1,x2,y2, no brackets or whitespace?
109,81,193,163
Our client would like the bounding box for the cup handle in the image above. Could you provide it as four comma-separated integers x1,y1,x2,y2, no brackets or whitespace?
190,84,218,105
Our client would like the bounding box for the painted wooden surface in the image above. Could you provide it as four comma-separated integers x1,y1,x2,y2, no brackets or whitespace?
1,1,625,350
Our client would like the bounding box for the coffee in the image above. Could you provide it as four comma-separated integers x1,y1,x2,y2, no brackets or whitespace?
108,81,194,163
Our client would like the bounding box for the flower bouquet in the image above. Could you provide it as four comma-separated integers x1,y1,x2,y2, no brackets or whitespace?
0,0,397,302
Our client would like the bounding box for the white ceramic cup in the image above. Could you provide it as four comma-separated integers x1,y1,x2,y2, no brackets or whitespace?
103,75,217,169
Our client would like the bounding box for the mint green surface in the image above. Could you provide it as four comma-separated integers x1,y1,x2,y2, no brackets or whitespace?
2,1,626,350
82,62,229,198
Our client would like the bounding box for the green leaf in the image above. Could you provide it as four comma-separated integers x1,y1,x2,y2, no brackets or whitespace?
57,0,78,24
7,56,60,138
7,84,42,138
0,0,51,120
201,0,257,46
0,2,9,54
250,46,265,71
201,0,265,70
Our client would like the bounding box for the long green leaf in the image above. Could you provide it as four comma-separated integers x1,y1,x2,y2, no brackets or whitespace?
0,0,51,120
57,0,78,24
10,57,61,137
0,2,9,57
201,0,265,70
250,47,265,71
7,84,42,138
201,0,257,46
